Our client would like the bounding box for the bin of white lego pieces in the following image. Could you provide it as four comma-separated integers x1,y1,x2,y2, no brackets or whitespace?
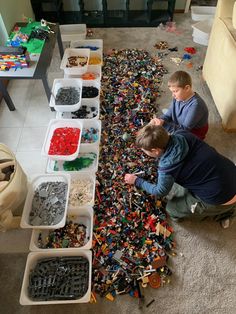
56,98,100,120
20,173,70,229
49,78,83,112
68,172,96,209
41,119,83,161
60,48,90,75
29,206,94,251
46,144,99,174
19,250,92,305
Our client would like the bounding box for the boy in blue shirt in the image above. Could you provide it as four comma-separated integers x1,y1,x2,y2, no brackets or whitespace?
152,71,209,140
124,125,236,228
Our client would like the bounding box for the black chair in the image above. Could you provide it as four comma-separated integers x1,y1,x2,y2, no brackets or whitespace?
30,0,63,23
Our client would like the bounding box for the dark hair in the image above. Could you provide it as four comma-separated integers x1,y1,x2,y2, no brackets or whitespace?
168,71,192,88
136,125,170,151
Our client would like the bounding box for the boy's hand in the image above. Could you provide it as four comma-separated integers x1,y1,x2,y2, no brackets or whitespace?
149,118,164,126
124,174,137,185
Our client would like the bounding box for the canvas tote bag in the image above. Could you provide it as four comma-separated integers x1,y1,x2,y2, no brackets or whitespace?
0,143,27,231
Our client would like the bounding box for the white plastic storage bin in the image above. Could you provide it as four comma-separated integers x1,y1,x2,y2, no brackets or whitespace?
29,206,94,251
56,99,100,120
41,119,83,161
68,172,96,208
81,119,101,146
192,35,209,46
70,39,103,52
60,48,90,75
192,18,213,45
191,6,216,21
46,144,99,173
19,250,92,305
49,78,83,112
64,65,102,82
59,24,87,42
20,173,70,229
82,80,101,101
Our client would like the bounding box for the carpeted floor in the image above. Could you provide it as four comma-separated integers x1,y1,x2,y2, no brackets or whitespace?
0,12,236,314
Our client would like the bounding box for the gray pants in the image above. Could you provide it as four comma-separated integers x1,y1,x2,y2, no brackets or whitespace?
166,183,236,220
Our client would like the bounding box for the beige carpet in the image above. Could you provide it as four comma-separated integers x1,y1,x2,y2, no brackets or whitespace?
0,12,236,314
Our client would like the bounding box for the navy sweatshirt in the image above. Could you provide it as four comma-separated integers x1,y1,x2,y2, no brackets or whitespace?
135,130,236,205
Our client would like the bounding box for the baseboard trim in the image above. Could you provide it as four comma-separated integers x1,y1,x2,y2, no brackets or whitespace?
222,125,236,133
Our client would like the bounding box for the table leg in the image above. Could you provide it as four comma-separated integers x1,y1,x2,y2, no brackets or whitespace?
0,80,16,111
57,27,64,59
41,76,51,102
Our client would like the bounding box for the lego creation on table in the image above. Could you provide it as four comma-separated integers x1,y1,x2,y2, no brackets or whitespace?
0,21,64,111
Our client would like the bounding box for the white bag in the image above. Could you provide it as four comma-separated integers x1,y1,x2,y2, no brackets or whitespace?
0,143,27,231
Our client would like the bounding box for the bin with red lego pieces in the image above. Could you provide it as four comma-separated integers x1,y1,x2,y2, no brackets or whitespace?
42,119,83,161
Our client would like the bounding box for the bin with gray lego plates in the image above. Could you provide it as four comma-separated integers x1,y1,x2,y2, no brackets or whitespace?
20,250,92,305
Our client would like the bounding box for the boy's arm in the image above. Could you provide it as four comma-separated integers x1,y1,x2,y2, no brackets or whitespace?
159,100,174,122
182,95,208,130
159,99,183,133
182,103,204,129
135,173,175,197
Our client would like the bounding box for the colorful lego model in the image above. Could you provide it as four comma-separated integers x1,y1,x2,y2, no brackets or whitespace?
7,32,29,47
0,46,30,71
0,55,29,71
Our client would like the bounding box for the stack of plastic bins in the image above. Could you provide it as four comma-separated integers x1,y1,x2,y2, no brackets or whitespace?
70,39,103,51
192,19,213,46
59,24,87,48
56,98,100,120
60,48,90,76
64,64,102,82
191,6,216,21
19,174,93,305
56,79,101,120
20,173,71,230
41,118,83,162
65,39,103,82
49,78,83,113
46,141,99,174
20,251,92,305
191,6,216,46
45,118,101,208
19,157,92,305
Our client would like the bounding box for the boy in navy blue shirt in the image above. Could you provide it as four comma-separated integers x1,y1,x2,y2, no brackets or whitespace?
152,71,209,140
124,125,236,228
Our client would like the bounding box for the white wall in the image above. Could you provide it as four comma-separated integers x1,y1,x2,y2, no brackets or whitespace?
0,0,34,34
0,13,8,44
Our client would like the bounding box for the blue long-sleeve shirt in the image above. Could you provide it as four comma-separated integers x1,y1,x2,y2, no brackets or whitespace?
135,130,236,205
160,93,209,138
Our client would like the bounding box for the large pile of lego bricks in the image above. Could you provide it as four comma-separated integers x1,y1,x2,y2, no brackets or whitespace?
92,49,175,302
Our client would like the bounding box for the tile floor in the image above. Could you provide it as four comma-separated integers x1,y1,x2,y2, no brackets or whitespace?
0,55,64,252
0,74,62,179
